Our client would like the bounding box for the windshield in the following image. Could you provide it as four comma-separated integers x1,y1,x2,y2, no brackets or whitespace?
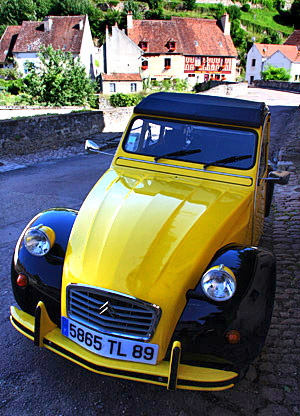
123,117,257,170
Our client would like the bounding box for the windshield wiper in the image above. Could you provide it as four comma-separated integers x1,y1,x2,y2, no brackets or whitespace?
203,154,252,170
154,148,202,162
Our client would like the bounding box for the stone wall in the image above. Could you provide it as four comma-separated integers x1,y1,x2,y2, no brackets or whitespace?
253,80,300,93
200,81,248,97
0,107,134,156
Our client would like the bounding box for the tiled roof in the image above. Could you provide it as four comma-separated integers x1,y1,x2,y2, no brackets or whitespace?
255,43,300,62
127,17,237,57
102,73,142,81
0,25,21,62
284,30,300,47
13,15,86,54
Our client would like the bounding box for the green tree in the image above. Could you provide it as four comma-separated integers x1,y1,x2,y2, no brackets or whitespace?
262,31,281,44
122,1,143,19
33,0,54,19
145,8,164,19
0,0,36,25
226,5,241,21
261,64,290,80
24,45,96,106
183,0,196,11
290,0,300,27
215,3,226,19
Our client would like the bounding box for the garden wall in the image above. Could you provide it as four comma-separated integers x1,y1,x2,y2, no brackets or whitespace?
253,80,300,93
0,107,133,156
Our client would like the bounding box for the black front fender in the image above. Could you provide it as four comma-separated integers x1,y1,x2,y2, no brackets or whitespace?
11,208,77,326
167,245,276,373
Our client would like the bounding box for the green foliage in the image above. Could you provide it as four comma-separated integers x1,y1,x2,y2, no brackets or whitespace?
242,4,251,12
183,0,196,11
262,31,282,43
145,8,164,19
122,1,143,19
110,93,143,107
261,64,290,80
147,0,164,10
226,5,241,21
291,0,300,27
34,0,53,19
215,3,226,19
24,45,96,106
0,0,36,26
0,78,24,94
148,77,189,92
0,67,22,80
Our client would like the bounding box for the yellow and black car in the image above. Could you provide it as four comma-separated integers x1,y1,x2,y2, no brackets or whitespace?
10,92,289,391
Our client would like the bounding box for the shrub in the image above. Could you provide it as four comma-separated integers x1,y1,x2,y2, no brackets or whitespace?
215,3,226,19
242,3,251,12
109,93,143,107
261,64,290,81
227,5,241,20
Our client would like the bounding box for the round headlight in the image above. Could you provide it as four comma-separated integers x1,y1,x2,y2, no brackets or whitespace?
24,225,55,257
201,264,236,302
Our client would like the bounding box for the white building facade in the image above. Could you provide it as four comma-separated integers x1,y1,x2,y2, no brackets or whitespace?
246,43,300,83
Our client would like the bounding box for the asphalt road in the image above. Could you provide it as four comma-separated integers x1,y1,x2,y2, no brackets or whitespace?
0,91,299,416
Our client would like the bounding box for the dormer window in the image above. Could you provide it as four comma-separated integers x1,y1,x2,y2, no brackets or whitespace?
140,41,148,52
141,60,148,70
168,41,176,52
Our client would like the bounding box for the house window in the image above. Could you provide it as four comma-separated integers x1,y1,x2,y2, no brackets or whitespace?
23,62,33,74
131,83,137,92
168,41,176,51
215,74,221,80
110,83,116,93
252,59,256,67
164,58,171,70
140,41,148,52
295,75,299,81
141,60,148,70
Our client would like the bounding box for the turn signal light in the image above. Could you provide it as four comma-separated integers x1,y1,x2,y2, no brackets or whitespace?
226,330,240,344
17,274,28,287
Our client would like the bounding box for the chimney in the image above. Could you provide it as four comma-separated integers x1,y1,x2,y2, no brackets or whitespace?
44,17,53,32
221,13,230,36
127,11,133,30
79,19,84,30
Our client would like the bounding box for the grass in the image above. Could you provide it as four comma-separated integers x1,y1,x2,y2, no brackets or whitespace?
240,8,294,36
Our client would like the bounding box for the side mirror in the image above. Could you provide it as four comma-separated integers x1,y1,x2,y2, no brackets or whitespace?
85,139,101,154
259,170,290,185
268,170,290,185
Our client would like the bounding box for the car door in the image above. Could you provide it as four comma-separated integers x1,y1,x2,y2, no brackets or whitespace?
252,115,270,245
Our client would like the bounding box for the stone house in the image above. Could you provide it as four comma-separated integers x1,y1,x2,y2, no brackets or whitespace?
98,24,143,94
246,43,300,83
0,15,96,78
101,73,143,95
126,13,238,86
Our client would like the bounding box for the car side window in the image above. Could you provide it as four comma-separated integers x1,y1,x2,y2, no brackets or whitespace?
259,118,270,178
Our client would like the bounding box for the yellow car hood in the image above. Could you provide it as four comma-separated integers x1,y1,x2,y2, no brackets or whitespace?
62,167,253,359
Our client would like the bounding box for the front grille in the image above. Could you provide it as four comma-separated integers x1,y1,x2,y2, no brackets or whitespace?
66,284,161,341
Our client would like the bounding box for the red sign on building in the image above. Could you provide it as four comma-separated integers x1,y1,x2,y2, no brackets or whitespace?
184,56,232,74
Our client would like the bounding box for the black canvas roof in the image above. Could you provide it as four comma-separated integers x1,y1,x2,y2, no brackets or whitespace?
134,92,269,128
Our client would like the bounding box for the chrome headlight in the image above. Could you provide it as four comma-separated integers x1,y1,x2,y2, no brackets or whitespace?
24,225,55,256
201,264,236,302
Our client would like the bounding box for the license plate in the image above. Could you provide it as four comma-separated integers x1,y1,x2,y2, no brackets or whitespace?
61,317,158,365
